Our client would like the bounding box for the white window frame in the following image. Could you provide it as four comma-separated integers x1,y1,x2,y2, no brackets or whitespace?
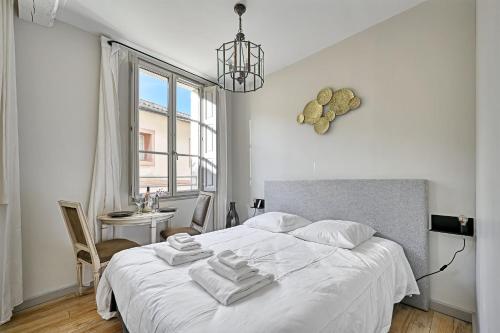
130,57,211,200
200,87,217,192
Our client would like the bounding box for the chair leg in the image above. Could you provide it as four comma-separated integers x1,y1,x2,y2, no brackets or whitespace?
76,262,83,296
93,270,100,293
159,228,168,240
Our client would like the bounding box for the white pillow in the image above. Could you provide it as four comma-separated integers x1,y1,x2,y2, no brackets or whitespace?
290,220,376,249
244,212,312,233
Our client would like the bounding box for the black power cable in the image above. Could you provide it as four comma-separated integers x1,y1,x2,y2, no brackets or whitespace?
416,238,466,281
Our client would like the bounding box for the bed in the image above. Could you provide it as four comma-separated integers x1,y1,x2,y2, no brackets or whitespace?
96,179,429,333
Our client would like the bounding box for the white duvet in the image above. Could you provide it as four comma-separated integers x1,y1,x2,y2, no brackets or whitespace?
96,225,419,333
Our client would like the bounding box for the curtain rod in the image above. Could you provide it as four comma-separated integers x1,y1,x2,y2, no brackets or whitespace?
107,40,218,86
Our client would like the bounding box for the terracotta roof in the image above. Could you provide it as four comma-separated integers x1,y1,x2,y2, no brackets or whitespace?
139,99,192,119
139,99,167,113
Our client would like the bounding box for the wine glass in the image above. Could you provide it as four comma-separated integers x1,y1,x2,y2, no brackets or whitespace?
134,196,144,215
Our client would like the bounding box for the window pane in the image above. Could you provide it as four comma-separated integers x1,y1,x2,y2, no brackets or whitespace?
138,68,169,155
138,111,168,153
139,68,168,108
202,125,216,155
202,158,216,190
176,120,199,155
176,156,199,192
176,81,200,121
203,88,217,129
201,88,217,191
139,153,168,194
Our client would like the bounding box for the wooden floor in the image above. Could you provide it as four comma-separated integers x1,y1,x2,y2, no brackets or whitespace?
389,304,472,333
0,291,472,333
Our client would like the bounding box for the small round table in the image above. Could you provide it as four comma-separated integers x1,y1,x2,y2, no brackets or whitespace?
98,211,175,244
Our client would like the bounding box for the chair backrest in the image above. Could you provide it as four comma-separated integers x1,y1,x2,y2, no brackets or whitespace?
190,192,215,233
58,200,100,265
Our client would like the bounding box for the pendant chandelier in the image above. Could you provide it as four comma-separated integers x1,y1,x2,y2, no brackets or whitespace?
217,3,264,93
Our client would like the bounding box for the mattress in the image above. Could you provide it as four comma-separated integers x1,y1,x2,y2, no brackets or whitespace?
96,225,419,333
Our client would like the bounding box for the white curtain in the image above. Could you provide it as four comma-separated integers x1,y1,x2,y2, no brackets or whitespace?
0,0,23,324
87,37,124,240
215,87,229,230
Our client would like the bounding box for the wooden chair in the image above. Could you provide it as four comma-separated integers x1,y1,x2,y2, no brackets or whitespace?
160,191,214,240
58,200,139,295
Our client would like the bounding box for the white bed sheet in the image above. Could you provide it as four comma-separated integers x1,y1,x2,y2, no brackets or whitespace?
96,225,419,333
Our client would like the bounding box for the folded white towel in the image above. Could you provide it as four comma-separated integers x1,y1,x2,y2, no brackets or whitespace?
167,236,201,251
155,245,213,266
173,232,190,238
217,250,248,269
207,258,259,282
189,265,274,305
174,233,195,244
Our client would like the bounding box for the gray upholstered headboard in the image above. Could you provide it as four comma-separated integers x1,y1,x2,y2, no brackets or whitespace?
264,179,429,310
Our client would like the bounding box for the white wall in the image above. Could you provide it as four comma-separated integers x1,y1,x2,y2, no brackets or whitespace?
14,18,197,301
476,0,500,332
232,0,476,313
15,18,99,300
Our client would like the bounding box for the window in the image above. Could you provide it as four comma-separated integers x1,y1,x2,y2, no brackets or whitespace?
139,131,154,164
131,59,217,198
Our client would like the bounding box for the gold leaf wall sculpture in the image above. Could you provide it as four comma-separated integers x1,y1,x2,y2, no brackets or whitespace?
297,87,361,135
316,88,333,105
303,100,323,124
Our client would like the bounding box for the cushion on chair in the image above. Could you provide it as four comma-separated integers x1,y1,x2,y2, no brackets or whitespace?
192,194,211,227
77,239,139,263
160,227,201,240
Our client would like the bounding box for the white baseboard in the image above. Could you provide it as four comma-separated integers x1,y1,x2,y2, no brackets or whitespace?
472,312,478,333
13,283,93,313
430,300,473,323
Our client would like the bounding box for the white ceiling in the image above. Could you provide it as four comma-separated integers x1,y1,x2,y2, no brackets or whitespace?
57,0,426,81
